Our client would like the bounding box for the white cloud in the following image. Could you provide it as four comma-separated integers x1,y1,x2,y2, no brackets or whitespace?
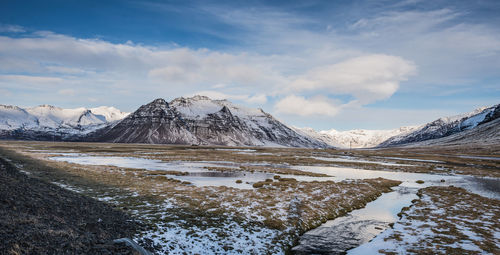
57,89,76,96
0,31,418,118
2,4,498,123
0,24,25,33
0,74,64,84
289,54,416,104
46,65,88,75
274,95,339,117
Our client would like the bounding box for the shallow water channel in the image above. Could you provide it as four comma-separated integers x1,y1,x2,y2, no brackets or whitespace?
45,153,500,254
291,165,500,254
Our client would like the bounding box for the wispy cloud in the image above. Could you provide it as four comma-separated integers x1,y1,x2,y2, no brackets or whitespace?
0,24,25,33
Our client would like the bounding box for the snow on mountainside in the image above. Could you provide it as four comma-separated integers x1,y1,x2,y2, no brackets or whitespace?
394,116,500,148
0,105,39,131
90,106,130,122
26,105,106,129
92,96,327,148
379,104,500,147
294,104,499,148
0,104,129,139
293,126,418,148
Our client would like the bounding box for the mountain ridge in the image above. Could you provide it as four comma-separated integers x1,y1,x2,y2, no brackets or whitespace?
1,97,498,148
0,104,130,140
378,104,500,147
90,96,327,148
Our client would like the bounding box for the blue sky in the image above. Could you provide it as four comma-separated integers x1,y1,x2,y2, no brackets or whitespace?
1,0,499,130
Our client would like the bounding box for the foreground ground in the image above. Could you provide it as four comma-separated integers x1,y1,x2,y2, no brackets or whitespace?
0,140,498,254
0,156,142,254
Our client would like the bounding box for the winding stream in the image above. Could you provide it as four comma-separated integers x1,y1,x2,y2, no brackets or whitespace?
290,165,500,254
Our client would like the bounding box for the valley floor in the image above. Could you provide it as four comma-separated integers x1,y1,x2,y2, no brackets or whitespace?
0,140,498,254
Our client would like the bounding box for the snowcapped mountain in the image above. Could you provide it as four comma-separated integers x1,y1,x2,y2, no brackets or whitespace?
25,105,106,130
379,104,500,147
91,96,327,148
2,98,497,148
0,104,129,140
0,105,39,131
293,104,499,148
403,115,500,148
293,126,418,148
89,106,130,122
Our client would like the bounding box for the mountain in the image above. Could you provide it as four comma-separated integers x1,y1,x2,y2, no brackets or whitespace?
378,104,500,147
293,126,418,148
90,96,327,148
0,104,129,140
400,117,500,148
89,106,130,122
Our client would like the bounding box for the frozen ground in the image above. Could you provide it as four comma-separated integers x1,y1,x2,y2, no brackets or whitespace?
351,186,500,254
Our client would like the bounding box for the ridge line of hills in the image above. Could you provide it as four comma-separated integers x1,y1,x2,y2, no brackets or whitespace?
1,96,498,148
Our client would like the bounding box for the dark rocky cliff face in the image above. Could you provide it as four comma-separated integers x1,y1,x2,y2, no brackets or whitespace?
91,96,326,148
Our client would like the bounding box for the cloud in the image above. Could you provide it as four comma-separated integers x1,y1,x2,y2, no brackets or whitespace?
0,24,25,33
2,2,499,124
147,50,283,89
344,8,500,85
0,30,417,118
289,54,417,104
57,89,76,96
274,95,339,117
0,74,64,84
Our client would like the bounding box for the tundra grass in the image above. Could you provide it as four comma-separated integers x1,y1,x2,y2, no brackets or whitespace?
0,142,402,253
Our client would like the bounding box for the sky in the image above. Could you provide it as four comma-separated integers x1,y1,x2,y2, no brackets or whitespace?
0,0,499,131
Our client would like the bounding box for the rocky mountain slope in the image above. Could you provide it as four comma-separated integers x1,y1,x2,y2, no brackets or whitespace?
379,104,500,147
0,104,129,140
91,96,326,148
294,104,499,148
402,117,500,148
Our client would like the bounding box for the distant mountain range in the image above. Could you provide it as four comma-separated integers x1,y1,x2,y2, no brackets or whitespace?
0,96,498,148
0,104,128,140
378,104,499,147
293,126,419,148
297,103,499,148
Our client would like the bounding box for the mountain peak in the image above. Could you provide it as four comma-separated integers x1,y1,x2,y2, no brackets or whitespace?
94,97,326,147
190,95,211,101
150,98,168,105
170,95,213,105
35,104,59,109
